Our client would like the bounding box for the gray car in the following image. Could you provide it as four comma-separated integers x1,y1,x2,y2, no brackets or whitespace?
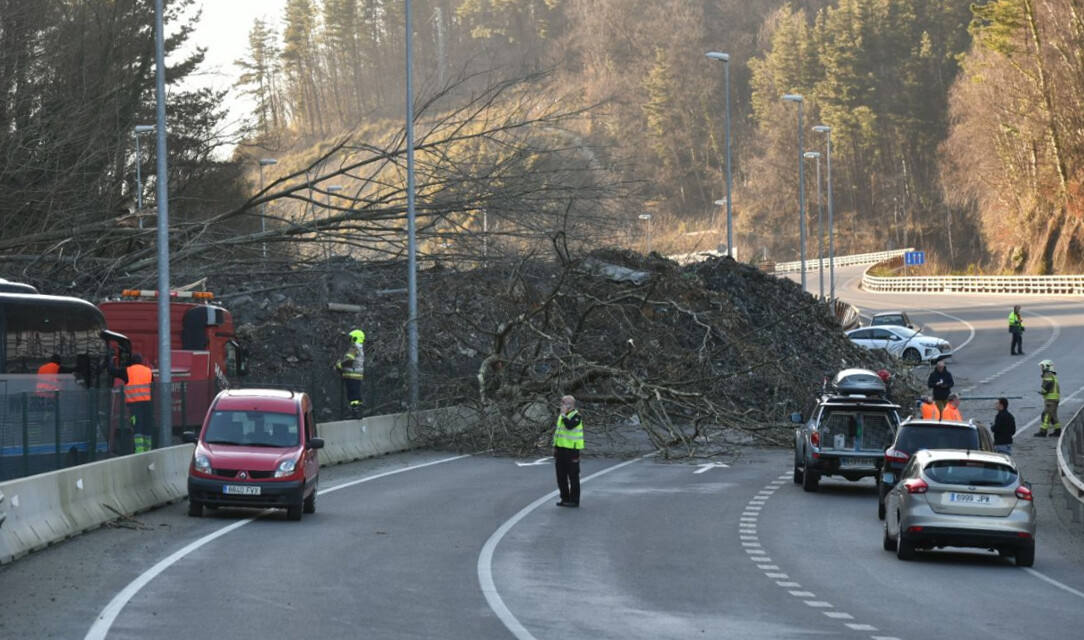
882,449,1036,566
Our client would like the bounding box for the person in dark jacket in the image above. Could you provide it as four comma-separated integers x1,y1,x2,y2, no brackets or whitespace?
927,359,955,411
992,397,1016,455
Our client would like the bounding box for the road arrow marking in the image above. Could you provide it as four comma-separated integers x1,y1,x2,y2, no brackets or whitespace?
515,457,553,467
694,462,730,474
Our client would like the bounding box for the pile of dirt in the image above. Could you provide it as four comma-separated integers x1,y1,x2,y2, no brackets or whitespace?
170,249,916,457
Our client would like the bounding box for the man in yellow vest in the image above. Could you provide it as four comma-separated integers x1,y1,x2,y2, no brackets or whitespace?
553,395,583,508
1036,359,1061,437
335,329,365,417
112,353,154,453
1008,305,1024,355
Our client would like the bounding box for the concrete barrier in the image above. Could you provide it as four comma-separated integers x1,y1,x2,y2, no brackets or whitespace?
0,405,478,564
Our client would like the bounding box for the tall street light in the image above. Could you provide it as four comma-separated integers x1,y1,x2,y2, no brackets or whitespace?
638,213,653,254
782,94,806,293
133,125,155,228
258,158,278,259
706,51,734,259
804,151,824,300
406,0,419,409
153,0,172,444
812,125,835,301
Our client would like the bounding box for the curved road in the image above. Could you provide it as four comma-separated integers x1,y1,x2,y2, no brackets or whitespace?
0,263,1082,639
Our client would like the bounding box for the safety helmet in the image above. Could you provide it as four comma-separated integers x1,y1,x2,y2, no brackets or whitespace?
348,329,366,344
1039,359,1054,371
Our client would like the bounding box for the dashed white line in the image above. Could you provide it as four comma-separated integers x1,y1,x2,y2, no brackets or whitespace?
846,623,878,631
757,565,780,570
765,572,789,579
824,612,854,620
804,601,833,608
776,581,800,587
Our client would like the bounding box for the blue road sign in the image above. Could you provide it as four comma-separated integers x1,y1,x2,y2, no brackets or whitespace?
904,251,925,266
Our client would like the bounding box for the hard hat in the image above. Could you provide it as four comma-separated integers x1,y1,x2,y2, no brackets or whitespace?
1039,359,1054,371
349,329,366,344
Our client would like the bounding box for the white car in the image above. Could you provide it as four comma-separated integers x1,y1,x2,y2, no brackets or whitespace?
846,325,951,364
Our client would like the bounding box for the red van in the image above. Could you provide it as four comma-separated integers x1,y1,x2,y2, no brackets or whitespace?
184,389,323,521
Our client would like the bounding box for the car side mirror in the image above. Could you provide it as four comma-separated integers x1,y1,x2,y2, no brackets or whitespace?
790,412,804,424
307,437,325,450
181,431,197,444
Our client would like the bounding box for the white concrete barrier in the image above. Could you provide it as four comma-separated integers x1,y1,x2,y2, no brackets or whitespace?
0,406,479,564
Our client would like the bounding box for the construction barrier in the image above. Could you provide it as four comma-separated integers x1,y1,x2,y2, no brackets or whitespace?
1057,405,1084,527
0,406,477,564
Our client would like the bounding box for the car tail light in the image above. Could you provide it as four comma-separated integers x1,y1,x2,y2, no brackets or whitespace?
810,431,820,447
907,526,924,533
1016,532,1032,538
903,478,928,494
1015,485,1033,501
885,448,909,464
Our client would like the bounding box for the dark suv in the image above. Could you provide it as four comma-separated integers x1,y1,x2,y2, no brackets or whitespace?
876,418,995,519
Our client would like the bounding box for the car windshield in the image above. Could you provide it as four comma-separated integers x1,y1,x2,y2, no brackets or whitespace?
204,410,300,447
874,314,904,325
895,425,978,453
891,326,918,338
924,460,1017,487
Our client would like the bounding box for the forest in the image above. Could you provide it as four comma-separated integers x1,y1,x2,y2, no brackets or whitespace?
0,0,1082,287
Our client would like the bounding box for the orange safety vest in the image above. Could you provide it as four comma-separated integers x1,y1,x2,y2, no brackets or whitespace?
941,404,963,421
36,361,61,394
921,402,940,420
124,363,153,403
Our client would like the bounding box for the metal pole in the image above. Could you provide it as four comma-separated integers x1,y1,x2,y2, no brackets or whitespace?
815,155,824,299
482,209,488,259
406,0,420,409
826,131,835,301
797,103,806,293
259,163,266,258
153,0,172,445
724,58,734,260
134,134,142,214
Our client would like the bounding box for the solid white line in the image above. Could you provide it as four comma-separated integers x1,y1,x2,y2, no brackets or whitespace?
477,455,648,640
86,453,472,640
1024,568,1084,600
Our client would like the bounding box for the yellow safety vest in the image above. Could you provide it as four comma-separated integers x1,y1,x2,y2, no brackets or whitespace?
125,364,153,403
1008,312,1023,329
553,410,584,450
1042,373,1060,401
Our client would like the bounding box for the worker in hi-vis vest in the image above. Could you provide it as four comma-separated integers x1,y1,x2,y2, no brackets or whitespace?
335,329,365,416
111,353,154,454
1037,359,1061,437
553,395,583,508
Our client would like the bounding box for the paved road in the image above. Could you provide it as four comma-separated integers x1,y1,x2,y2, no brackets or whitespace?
2,262,1083,639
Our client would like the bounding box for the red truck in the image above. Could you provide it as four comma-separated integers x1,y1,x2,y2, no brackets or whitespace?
99,289,246,430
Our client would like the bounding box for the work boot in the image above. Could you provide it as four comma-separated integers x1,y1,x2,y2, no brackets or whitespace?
1053,428,1062,437
1034,430,1047,437
556,501,572,507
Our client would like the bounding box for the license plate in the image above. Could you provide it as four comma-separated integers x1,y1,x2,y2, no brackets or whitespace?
839,457,875,468
223,485,261,496
947,492,992,504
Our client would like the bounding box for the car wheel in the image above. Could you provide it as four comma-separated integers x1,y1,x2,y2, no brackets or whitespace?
877,498,886,521
896,522,916,561
187,500,203,518
902,348,921,365
793,453,804,484
286,503,303,521
303,489,316,514
802,468,819,492
882,521,895,552
1015,543,1035,567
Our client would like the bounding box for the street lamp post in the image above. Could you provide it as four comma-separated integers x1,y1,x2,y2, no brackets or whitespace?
706,52,734,259
782,94,806,293
804,151,824,300
153,0,172,444
257,158,277,258
638,213,653,254
812,125,835,301
406,0,419,409
133,125,155,228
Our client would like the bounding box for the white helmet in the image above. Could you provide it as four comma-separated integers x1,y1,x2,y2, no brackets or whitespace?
1039,359,1054,372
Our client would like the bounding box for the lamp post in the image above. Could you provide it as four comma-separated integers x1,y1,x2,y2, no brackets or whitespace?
706,51,734,259
257,158,277,259
812,125,835,301
782,94,806,293
133,125,155,228
153,0,172,444
406,0,419,409
638,213,653,254
804,151,824,300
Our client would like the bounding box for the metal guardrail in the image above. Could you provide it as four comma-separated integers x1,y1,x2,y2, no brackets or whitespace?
1057,405,1084,513
863,272,1084,295
774,248,912,274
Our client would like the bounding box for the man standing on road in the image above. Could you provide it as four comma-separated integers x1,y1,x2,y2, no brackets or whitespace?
335,329,365,417
927,359,955,412
110,353,154,454
941,393,963,421
1009,305,1024,355
553,395,583,508
992,397,1016,455
1036,359,1061,438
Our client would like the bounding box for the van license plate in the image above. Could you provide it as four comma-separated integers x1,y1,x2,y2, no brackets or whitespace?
223,485,261,496
840,457,874,468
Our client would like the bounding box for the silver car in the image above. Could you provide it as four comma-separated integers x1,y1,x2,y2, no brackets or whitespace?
882,449,1035,566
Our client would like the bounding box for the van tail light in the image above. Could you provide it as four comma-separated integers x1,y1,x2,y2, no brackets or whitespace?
810,431,820,447
903,478,928,494
1015,485,1033,501
885,448,910,464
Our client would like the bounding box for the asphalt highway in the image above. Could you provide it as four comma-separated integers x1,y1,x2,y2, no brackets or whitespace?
1,263,1083,639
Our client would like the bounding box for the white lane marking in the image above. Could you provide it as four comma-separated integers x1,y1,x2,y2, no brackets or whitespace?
960,308,1059,393
86,453,472,640
514,457,553,467
740,535,758,541
789,590,815,597
765,572,789,579
1024,568,1084,600
824,612,854,620
745,548,767,554
757,565,780,570
741,542,762,547
478,455,650,640
872,636,902,640
846,623,878,631
776,581,800,587
694,462,729,474
921,309,976,354
805,601,833,608
751,557,772,563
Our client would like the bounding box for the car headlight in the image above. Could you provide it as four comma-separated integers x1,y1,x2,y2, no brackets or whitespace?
193,455,212,474
274,459,297,478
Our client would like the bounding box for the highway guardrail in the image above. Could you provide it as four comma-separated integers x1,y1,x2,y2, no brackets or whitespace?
774,248,912,274
863,271,1084,295
1057,405,1084,524
0,406,476,564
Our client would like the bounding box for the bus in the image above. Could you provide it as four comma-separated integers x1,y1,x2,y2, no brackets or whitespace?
0,291,130,480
